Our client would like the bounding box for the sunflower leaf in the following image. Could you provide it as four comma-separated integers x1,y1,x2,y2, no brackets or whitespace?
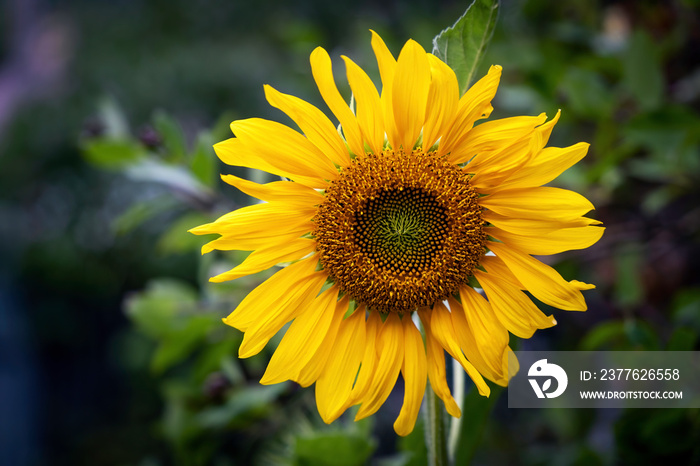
432,0,499,95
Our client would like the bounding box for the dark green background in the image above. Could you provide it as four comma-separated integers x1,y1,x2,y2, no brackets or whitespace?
1,0,699,464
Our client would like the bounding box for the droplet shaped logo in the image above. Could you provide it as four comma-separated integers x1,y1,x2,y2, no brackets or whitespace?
528,359,568,399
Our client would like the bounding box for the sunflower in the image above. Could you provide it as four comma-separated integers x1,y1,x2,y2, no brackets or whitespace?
190,31,603,436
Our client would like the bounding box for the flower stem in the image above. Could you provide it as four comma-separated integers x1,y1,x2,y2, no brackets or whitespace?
425,381,448,466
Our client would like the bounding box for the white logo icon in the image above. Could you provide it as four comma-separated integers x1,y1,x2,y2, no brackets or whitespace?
528,359,568,398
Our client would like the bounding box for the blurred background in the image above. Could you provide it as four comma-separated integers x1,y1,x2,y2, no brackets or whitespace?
1,0,699,464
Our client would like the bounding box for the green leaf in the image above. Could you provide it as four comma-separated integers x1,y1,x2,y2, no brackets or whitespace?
432,0,500,94
153,110,188,162
294,432,376,466
622,31,664,111
452,383,503,466
190,131,217,187
81,137,146,169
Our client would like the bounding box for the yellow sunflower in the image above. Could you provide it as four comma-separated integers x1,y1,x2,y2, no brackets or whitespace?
190,31,603,436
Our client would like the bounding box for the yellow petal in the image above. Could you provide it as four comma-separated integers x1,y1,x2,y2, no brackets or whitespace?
489,242,588,311
422,54,459,150
475,269,556,339
447,296,503,385
214,138,327,189
260,286,340,385
486,224,605,256
348,306,378,403
429,302,490,397
355,312,404,420
310,47,365,157
210,238,316,282
393,316,428,436
264,85,351,168
370,30,397,89
342,56,385,155
484,210,602,234
370,30,399,150
220,174,323,206
316,308,366,423
223,256,318,332
479,187,596,222
496,142,590,190
391,39,430,150
231,118,338,180
237,268,327,358
439,65,502,159
192,203,314,253
417,309,461,417
455,113,547,167
294,296,350,387
458,287,510,384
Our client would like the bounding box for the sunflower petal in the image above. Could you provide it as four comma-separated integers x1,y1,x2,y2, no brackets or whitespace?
475,269,556,339
294,296,350,387
480,187,595,222
231,118,338,180
316,307,366,423
497,142,590,190
458,287,510,384
391,39,430,150
355,313,404,420
310,47,365,157
440,65,502,159
342,56,385,155
214,138,327,189
238,269,327,358
430,302,490,396
223,256,318,332
220,174,323,205
417,309,461,417
422,54,459,150
489,242,589,311
260,286,340,385
486,224,605,256
370,30,399,150
263,85,351,168
348,306,378,403
393,316,428,436
210,238,316,282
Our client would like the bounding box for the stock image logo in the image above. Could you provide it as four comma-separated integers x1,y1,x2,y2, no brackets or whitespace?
528,359,568,399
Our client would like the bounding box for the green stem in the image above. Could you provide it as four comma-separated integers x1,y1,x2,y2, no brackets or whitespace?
425,381,448,466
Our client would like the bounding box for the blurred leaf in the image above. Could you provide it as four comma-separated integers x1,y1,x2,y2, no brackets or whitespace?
666,327,698,351
432,0,499,94
124,158,214,205
293,432,376,466
672,288,700,330
190,131,218,187
151,314,219,374
81,138,146,169
157,212,212,255
395,417,427,466
453,384,503,466
125,279,199,339
622,31,664,111
112,195,180,235
196,384,287,429
153,110,188,162
98,97,130,138
613,245,644,308
580,320,660,350
559,67,616,119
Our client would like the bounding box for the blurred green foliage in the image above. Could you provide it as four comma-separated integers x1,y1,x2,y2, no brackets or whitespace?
2,0,700,464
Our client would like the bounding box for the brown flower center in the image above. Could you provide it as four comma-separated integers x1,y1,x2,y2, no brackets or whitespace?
313,148,486,314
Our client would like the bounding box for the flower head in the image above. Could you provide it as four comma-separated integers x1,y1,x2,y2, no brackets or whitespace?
191,31,603,436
